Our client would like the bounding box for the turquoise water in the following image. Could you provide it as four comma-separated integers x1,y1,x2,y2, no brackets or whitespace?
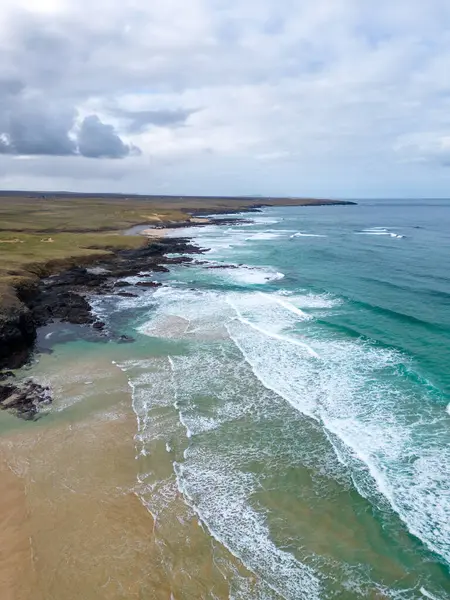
91,200,450,598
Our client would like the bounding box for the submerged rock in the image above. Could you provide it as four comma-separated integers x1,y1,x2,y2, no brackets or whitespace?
118,335,135,344
116,292,138,298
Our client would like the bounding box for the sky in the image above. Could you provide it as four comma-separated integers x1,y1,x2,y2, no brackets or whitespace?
1,0,450,198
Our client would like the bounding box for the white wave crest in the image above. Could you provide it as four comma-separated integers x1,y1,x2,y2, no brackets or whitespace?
225,266,285,285
290,232,327,238
245,232,283,241
174,444,321,600
225,301,450,565
356,228,405,239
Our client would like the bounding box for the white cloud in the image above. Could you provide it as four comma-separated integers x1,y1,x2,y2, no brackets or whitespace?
1,0,450,196
395,132,450,165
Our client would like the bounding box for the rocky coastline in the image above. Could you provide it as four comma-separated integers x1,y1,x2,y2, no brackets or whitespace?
0,232,205,419
0,199,357,419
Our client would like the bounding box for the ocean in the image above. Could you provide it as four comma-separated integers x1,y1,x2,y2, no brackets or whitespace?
15,199,450,598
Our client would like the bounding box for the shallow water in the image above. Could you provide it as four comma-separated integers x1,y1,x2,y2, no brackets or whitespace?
1,199,450,598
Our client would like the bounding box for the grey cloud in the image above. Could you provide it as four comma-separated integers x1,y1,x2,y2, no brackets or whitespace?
6,107,76,156
0,137,9,154
0,93,77,155
0,10,138,159
0,101,139,158
2,0,450,197
77,115,139,158
5,10,105,94
116,108,197,133
0,78,24,98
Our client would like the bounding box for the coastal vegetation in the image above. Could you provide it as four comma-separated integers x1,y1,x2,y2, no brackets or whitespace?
0,193,353,374
0,193,349,296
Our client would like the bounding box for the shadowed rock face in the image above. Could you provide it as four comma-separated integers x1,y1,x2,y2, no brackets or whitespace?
0,304,36,370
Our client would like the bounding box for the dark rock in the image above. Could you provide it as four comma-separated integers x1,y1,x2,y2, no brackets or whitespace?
28,290,93,327
0,302,36,370
152,265,170,273
0,371,15,381
2,392,23,408
118,335,135,344
0,384,15,403
205,264,238,270
114,281,132,287
116,292,138,298
0,379,52,420
93,321,106,330
42,267,108,289
164,256,194,265
135,281,162,288
1,235,209,370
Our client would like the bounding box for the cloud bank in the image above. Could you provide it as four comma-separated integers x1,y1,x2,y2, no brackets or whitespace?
1,0,450,197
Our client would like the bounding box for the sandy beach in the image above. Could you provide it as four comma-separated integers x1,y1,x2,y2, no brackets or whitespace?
0,355,159,600
139,227,173,238
139,218,212,238
0,346,251,600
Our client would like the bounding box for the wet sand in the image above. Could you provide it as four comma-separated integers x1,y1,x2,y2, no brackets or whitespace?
0,348,250,599
0,400,161,599
0,459,38,600
0,347,161,599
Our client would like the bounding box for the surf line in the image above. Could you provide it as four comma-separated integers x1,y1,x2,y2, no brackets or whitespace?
225,296,320,358
258,291,312,321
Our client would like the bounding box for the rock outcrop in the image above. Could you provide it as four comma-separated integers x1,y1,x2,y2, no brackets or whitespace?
0,237,205,375
0,379,52,420
0,294,36,370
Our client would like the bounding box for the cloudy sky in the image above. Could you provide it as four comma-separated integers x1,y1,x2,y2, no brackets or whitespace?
1,0,450,198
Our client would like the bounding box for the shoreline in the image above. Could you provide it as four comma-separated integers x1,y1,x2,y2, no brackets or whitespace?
0,199,356,413
0,235,206,416
0,210,264,597
0,213,244,415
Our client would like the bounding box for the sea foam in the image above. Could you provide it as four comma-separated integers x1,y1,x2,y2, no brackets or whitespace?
224,296,450,565
290,232,327,238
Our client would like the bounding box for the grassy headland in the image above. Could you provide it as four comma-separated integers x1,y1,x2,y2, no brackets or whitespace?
0,193,354,397
0,193,353,297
